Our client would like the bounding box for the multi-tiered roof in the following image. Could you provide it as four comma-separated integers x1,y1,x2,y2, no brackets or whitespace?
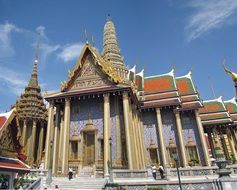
102,17,128,80
15,35,47,122
199,97,232,126
129,67,202,110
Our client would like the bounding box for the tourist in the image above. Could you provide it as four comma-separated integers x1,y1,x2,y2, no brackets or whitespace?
152,165,157,180
158,165,165,179
68,168,73,180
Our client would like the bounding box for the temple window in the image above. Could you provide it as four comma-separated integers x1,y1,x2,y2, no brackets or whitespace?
70,128,79,160
70,141,78,160
167,138,178,168
147,138,158,165
186,136,199,166
99,138,104,160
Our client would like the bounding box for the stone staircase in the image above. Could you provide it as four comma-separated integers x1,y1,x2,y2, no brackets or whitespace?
47,177,107,190
79,166,94,177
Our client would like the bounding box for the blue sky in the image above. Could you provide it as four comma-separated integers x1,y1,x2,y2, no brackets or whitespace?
1,0,237,112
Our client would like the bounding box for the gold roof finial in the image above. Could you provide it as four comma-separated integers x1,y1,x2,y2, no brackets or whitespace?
223,60,237,83
35,32,40,61
92,36,95,47
84,29,88,44
208,76,216,98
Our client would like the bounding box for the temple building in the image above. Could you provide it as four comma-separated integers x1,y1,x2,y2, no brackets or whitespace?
44,18,212,177
14,35,48,166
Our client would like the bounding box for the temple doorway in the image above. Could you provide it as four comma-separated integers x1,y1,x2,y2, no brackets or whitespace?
81,116,98,167
83,133,95,166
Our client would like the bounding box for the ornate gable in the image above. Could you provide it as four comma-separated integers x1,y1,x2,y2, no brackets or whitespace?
61,44,124,92
69,53,113,91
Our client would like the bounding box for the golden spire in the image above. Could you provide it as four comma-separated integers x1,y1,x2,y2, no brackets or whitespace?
91,36,95,47
223,60,237,83
84,29,88,44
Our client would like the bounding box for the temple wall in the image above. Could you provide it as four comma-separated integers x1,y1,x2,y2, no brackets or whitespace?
161,109,179,163
110,96,116,160
142,111,159,161
70,97,104,138
142,111,158,147
180,111,205,164
161,109,178,146
69,96,120,162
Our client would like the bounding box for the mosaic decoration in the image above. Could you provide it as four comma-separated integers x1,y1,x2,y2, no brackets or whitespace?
160,109,180,164
110,96,116,160
70,97,104,138
142,111,160,162
127,186,146,190
161,109,178,147
142,111,158,148
180,111,205,164
70,96,119,161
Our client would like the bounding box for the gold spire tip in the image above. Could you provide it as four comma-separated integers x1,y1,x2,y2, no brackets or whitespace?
84,30,88,44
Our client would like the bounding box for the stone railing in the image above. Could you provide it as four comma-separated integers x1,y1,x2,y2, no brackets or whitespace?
111,166,223,180
169,166,219,177
25,177,41,190
227,164,237,174
112,169,148,178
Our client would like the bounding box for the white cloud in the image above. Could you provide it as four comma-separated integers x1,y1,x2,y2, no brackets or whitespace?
186,0,237,42
58,43,83,62
0,66,27,95
40,42,60,65
0,22,23,57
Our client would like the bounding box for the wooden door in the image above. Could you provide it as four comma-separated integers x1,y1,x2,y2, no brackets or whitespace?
84,133,95,165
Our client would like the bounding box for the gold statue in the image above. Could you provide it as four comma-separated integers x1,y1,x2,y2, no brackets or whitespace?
223,63,237,83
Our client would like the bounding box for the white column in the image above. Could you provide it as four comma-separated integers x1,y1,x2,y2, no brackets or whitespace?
31,121,37,161
174,110,188,167
156,108,167,168
37,122,44,162
195,110,210,166
62,98,71,174
44,102,54,169
122,92,133,169
103,93,110,176
21,120,27,146
52,105,61,174
115,96,122,166
131,105,139,169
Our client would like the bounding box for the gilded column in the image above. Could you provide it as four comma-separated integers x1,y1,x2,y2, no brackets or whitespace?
21,120,27,146
230,128,237,151
44,102,54,169
227,128,237,162
58,120,63,166
37,122,44,162
52,105,61,175
129,105,138,169
207,128,215,158
135,111,142,169
174,110,188,167
114,96,122,167
137,113,145,169
30,120,37,163
122,92,133,169
194,110,210,166
156,108,167,168
139,118,147,167
103,93,110,176
62,98,71,174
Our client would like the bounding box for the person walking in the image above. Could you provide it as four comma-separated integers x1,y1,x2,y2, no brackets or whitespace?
68,168,73,180
158,165,165,179
152,165,157,180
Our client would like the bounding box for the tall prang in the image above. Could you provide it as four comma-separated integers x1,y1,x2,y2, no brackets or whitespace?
102,16,128,80
15,33,47,165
